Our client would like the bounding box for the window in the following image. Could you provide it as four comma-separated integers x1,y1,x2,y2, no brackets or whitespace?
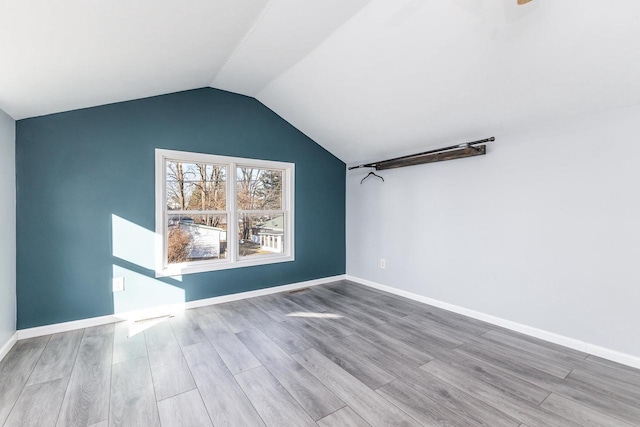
155,149,294,276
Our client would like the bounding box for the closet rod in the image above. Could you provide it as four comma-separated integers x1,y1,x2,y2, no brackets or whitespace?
348,136,494,171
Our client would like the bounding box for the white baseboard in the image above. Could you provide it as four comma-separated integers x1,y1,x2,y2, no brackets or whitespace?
182,275,345,310
0,332,18,362
346,275,640,370
18,313,123,340
18,274,345,340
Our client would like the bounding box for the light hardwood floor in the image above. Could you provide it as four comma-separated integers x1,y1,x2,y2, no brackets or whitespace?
1,281,639,426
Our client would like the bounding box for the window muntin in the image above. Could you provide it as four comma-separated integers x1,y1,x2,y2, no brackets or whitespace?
156,150,294,276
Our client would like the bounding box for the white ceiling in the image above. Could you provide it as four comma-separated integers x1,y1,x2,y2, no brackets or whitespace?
0,0,268,119
2,0,640,164
257,0,640,164
0,0,369,120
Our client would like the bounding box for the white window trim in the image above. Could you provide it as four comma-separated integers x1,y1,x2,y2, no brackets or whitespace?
155,148,295,277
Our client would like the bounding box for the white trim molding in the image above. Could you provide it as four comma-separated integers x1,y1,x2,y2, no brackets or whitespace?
0,332,18,362
346,275,640,370
18,275,345,340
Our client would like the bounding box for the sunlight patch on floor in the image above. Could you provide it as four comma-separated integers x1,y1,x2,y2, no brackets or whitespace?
125,315,172,337
286,312,342,319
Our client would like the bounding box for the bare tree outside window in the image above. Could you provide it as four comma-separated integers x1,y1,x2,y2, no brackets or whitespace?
166,161,228,263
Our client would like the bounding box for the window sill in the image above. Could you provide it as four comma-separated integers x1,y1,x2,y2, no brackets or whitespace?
156,254,295,277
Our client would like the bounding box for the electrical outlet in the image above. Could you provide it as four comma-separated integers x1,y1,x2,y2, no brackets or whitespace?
113,277,125,292
380,259,386,269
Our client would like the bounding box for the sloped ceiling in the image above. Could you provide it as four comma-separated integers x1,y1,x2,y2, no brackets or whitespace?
2,0,640,164
0,0,269,119
0,0,369,120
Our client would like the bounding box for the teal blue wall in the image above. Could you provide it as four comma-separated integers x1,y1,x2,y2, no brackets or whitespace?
16,88,346,329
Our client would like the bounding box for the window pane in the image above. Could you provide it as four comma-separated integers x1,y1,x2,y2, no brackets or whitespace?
167,214,228,263
166,161,226,211
238,213,284,258
236,167,282,210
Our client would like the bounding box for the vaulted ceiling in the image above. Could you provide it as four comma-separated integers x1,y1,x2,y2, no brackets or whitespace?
2,0,640,164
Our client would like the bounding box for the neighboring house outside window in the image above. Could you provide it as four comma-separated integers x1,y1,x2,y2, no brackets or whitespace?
256,216,284,252
155,149,294,276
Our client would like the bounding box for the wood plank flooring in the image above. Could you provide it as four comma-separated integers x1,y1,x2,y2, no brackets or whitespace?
1,280,640,426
